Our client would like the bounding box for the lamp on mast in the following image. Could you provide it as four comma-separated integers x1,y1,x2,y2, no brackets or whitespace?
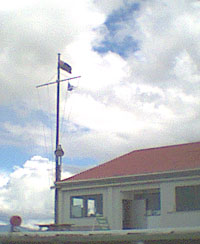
54,144,64,183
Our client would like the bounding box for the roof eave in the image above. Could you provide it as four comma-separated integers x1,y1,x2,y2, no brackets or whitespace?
56,167,200,187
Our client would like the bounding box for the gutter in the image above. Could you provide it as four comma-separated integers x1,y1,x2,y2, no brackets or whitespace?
54,168,200,190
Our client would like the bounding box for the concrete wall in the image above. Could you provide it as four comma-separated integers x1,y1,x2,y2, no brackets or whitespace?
147,216,161,228
119,178,200,229
105,187,121,230
160,180,200,228
59,177,200,230
59,187,108,229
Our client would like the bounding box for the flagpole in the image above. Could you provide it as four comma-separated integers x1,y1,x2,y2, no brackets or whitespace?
54,53,64,224
56,53,60,181
36,54,80,225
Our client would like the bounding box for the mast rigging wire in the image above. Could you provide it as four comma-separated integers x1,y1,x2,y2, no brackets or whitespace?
36,73,57,184
36,88,48,158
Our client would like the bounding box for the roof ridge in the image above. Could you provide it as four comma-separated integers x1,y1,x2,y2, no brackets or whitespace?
128,141,200,154
95,141,200,167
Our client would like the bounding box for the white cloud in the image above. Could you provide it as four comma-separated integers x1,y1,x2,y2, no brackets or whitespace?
1,0,200,177
126,0,200,87
0,156,73,227
94,0,124,15
0,172,9,187
0,0,105,106
0,0,37,11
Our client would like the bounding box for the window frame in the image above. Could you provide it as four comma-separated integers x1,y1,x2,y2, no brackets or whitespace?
70,194,103,218
176,184,200,212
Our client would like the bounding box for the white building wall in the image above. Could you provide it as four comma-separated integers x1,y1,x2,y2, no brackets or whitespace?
58,190,64,223
160,180,200,228
105,187,121,230
59,177,200,230
118,178,200,229
60,187,108,229
147,216,161,228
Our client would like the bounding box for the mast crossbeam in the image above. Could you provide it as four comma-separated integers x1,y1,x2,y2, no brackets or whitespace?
36,76,81,88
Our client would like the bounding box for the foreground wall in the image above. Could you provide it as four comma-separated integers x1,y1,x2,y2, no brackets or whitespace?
2,227,200,244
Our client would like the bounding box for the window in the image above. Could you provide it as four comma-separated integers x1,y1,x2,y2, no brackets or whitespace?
71,196,84,218
146,192,160,213
135,190,160,216
176,185,200,211
70,194,103,218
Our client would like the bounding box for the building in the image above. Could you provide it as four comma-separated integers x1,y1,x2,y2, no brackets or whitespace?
56,142,200,230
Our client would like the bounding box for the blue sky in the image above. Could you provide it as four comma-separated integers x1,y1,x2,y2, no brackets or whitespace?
1,0,200,226
94,2,139,57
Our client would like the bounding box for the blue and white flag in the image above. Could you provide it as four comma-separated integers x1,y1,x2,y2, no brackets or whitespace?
68,82,74,91
59,60,72,74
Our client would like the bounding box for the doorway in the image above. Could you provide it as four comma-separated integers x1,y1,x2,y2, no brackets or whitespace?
122,199,133,229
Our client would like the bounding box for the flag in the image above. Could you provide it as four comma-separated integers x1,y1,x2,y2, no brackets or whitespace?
59,60,72,74
68,82,74,91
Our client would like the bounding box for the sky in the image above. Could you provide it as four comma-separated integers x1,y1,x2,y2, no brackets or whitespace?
1,0,200,227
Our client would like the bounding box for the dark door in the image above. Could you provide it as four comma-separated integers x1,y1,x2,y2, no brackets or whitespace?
122,199,133,229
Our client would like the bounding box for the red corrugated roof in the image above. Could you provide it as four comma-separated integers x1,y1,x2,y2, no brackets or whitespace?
63,142,200,182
